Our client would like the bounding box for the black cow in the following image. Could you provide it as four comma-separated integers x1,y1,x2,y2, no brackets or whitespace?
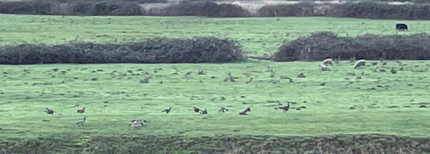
396,23,408,31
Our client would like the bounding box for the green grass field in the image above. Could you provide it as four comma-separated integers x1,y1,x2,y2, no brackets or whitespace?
1,14,430,153
1,14,429,56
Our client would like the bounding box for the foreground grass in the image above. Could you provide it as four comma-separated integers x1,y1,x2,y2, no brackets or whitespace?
1,15,430,56
1,60,430,153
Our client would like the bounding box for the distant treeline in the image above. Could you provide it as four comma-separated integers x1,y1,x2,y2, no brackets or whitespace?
0,0,430,19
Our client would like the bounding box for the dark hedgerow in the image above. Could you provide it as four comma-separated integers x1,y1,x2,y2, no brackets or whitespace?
273,32,430,61
0,37,244,64
0,0,146,15
0,1,51,15
156,1,251,17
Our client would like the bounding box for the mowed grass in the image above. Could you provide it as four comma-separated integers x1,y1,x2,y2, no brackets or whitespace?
1,14,430,56
1,60,430,139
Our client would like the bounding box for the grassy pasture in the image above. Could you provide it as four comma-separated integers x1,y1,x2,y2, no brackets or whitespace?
1,14,430,153
1,60,430,152
1,14,430,56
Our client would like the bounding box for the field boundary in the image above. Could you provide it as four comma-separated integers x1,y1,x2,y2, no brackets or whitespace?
2,133,430,153
0,0,429,19
149,0,415,15
1,32,430,64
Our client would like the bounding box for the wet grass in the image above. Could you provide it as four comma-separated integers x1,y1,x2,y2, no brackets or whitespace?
1,14,430,153
1,60,430,153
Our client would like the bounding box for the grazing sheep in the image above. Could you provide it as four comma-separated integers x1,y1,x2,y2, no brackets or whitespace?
354,59,366,69
76,116,87,127
162,107,171,114
321,58,333,66
320,64,331,71
193,107,201,113
77,107,85,113
219,107,228,113
45,108,54,114
129,119,147,127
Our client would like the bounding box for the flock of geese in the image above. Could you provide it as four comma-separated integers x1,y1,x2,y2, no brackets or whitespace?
39,58,364,128
43,103,291,128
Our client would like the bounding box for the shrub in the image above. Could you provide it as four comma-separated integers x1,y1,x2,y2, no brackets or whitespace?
273,32,430,61
258,2,430,19
0,0,145,15
35,0,167,4
327,2,430,19
258,2,315,17
0,37,244,64
0,1,51,14
154,1,250,17
70,0,145,15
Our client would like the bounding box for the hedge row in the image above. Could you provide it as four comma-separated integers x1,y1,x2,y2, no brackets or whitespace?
1,1,430,19
273,32,430,61
1,32,430,64
0,37,244,64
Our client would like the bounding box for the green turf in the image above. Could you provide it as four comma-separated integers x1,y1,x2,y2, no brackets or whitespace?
1,14,430,153
0,15,429,56
1,60,430,138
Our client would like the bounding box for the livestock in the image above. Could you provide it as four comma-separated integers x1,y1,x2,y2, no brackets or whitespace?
320,64,331,71
321,58,333,66
396,23,408,31
354,59,366,69
129,119,147,127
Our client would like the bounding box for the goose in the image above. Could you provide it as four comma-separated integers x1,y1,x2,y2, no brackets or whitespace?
76,116,87,127
193,107,201,113
45,108,54,114
162,107,171,114
239,110,248,115
279,102,290,112
199,109,207,114
239,107,251,115
219,107,228,113
77,107,85,113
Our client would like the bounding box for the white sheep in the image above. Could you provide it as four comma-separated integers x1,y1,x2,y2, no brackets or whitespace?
320,63,331,71
354,59,366,69
321,58,333,66
129,119,147,127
